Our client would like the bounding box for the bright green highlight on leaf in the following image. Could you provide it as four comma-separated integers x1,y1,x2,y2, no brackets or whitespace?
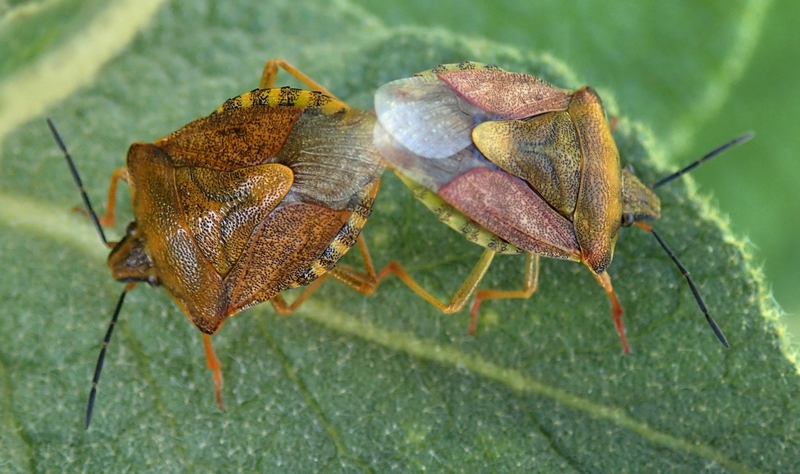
0,193,104,258
0,0,168,142
0,0,797,472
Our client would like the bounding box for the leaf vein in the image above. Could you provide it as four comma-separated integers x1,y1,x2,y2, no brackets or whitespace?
256,319,374,473
0,353,36,472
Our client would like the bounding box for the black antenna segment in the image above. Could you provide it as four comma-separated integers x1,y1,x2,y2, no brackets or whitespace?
651,132,754,189
46,118,108,246
636,222,729,348
85,284,134,429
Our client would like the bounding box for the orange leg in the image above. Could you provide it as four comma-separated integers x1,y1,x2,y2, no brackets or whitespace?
272,229,487,316
270,274,330,314
376,249,496,315
467,254,539,334
333,247,497,315
259,58,342,103
74,168,128,230
331,240,541,334
202,333,225,411
593,271,630,354
276,232,535,336
326,234,380,295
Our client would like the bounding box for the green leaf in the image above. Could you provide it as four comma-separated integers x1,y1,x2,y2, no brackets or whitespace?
0,0,796,472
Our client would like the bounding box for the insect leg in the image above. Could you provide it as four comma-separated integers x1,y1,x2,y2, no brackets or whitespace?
592,272,630,354
201,333,225,411
90,168,129,228
327,234,381,294
371,248,497,317
269,274,331,315
69,167,127,242
259,58,342,103
467,254,540,334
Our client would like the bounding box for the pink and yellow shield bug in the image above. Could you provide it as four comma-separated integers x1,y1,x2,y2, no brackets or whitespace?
370,62,750,352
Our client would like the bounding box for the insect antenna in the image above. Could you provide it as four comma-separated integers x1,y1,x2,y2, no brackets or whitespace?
651,131,754,189
46,118,109,246
85,282,135,429
635,222,729,348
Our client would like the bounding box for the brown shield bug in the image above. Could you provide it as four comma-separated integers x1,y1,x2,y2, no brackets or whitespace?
369,61,751,353
48,59,384,428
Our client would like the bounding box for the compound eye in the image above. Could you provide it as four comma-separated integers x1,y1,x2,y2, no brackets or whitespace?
622,212,635,227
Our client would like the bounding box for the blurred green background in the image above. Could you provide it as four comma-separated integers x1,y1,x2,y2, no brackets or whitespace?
351,0,800,339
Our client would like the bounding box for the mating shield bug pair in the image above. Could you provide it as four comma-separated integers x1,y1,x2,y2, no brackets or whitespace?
51,59,749,427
